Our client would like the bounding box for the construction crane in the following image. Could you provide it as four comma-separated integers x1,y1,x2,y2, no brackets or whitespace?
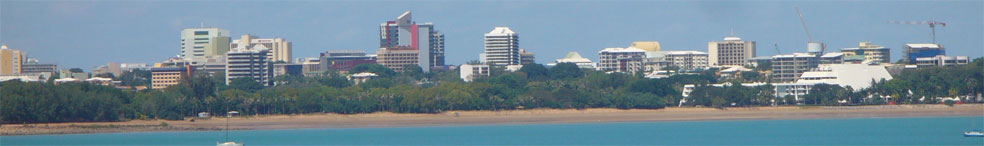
774,43,781,54
796,7,825,53
890,20,947,44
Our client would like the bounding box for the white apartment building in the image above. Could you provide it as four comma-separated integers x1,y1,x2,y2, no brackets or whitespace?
708,36,755,66
460,64,490,82
598,47,646,73
484,27,520,66
231,34,292,63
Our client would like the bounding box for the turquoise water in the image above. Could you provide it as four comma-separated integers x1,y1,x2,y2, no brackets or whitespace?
2,116,983,145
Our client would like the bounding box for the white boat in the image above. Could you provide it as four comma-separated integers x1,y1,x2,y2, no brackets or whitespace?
965,130,984,137
218,111,244,146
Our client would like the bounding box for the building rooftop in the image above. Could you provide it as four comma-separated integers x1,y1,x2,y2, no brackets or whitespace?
772,53,817,58
821,52,844,58
556,52,593,63
599,47,646,53
486,27,516,35
796,64,893,89
723,36,742,41
905,43,941,49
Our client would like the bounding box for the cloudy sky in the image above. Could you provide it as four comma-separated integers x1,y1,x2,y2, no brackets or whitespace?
1,0,981,69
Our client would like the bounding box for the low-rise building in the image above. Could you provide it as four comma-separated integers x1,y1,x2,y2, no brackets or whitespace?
771,53,818,83
520,49,535,64
460,64,490,82
347,72,378,85
321,50,377,71
841,42,891,64
273,63,303,77
598,47,646,73
914,55,969,67
150,66,194,89
903,43,945,64
375,47,419,72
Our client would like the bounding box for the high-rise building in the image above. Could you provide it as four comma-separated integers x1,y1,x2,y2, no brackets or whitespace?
180,28,231,64
320,50,377,72
0,44,23,75
708,36,756,67
903,43,945,64
841,42,891,64
771,53,819,83
225,49,273,86
375,47,419,72
598,47,646,73
231,35,292,63
484,27,520,66
379,11,445,72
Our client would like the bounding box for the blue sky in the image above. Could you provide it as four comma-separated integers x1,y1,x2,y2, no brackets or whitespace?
1,0,982,70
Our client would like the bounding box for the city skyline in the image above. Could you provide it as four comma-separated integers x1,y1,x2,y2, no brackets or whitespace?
1,1,982,69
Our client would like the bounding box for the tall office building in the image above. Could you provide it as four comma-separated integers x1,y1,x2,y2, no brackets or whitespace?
231,34,292,63
379,11,445,72
225,49,273,86
519,49,535,64
180,28,231,64
708,36,756,66
484,27,520,66
0,44,23,75
841,42,890,64
20,59,57,75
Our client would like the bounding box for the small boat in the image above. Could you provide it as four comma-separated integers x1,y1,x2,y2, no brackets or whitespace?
965,130,984,137
218,111,244,146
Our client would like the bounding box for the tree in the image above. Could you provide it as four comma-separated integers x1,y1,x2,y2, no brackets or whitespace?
228,77,264,92
549,62,583,79
69,68,84,73
518,63,549,81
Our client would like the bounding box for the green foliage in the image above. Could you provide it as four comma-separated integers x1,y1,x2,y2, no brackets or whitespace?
69,68,84,73
118,69,151,86
228,77,264,92
518,63,549,81
549,63,583,79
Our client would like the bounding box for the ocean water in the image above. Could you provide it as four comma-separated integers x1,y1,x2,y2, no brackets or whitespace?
2,116,982,145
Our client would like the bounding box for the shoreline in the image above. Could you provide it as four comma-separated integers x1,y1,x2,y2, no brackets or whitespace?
3,104,982,136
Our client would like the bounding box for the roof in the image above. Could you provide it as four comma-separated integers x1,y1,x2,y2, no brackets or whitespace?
796,64,893,89
723,37,741,41
350,72,379,77
630,41,661,52
665,51,708,55
821,52,844,58
720,66,753,73
773,53,817,58
905,43,940,49
556,52,592,63
599,47,646,53
486,27,516,35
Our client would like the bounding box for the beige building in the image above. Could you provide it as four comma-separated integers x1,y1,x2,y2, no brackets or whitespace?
376,47,419,72
630,41,661,52
231,34,293,63
708,36,756,66
0,44,23,75
598,47,646,73
150,65,194,89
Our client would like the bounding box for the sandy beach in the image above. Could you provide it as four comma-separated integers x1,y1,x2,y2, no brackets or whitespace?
2,104,982,136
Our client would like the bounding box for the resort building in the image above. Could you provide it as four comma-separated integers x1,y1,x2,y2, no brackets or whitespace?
225,49,273,86
484,27,520,66
841,42,891,64
460,64,490,82
231,35,293,63
598,47,646,73
708,36,756,66
379,11,445,72
180,28,231,64
150,65,194,89
664,51,709,71
550,51,595,69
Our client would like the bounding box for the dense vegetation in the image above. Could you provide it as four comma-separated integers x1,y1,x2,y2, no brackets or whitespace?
2,58,982,124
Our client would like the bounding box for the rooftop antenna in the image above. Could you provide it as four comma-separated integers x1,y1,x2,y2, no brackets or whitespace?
730,27,735,36
201,22,205,28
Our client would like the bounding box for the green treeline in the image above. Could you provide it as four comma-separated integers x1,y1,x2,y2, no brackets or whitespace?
2,58,981,124
1,63,714,124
